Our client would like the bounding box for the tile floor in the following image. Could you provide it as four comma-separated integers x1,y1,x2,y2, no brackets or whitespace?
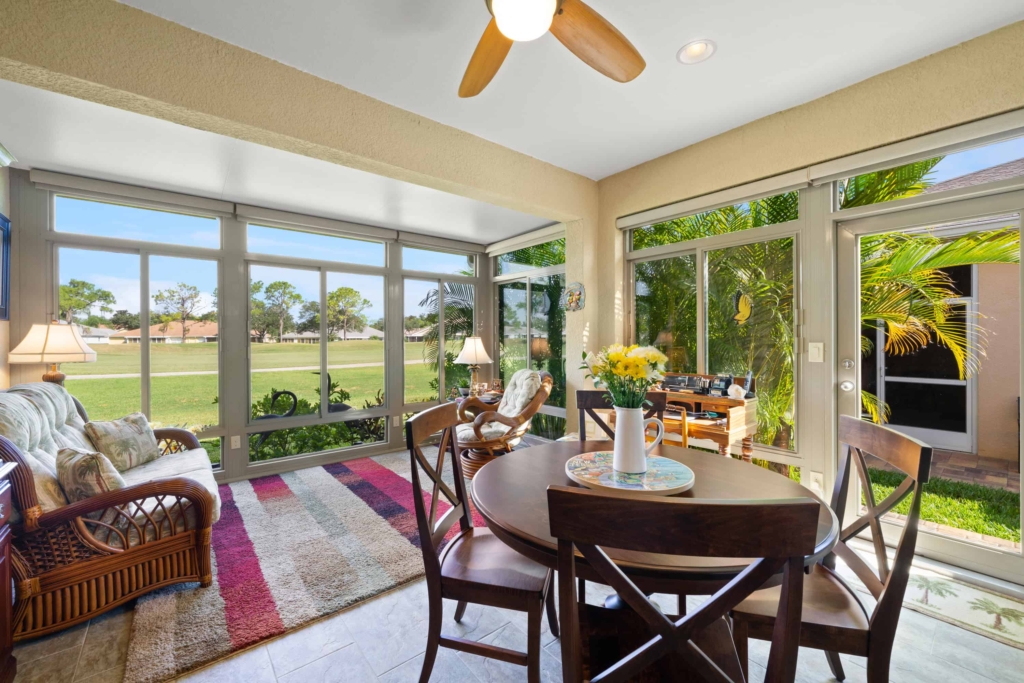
14,574,1024,683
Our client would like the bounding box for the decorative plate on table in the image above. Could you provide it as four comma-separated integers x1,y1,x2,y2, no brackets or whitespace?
565,452,695,497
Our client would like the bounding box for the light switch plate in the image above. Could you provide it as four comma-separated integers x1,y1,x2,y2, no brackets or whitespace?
808,342,824,363
230,435,241,449
392,415,401,428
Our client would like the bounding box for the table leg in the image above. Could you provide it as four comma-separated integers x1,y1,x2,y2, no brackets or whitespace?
741,436,754,463
718,441,730,457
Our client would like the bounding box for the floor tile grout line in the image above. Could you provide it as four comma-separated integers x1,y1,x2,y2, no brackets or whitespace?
68,619,93,682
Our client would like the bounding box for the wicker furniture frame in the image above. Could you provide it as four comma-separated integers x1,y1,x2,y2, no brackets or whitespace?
456,371,553,478
0,399,214,641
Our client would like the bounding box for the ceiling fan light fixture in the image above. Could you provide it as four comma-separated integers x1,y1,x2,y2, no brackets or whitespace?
492,0,557,42
677,39,716,64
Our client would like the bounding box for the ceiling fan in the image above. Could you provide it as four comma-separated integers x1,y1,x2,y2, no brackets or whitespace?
459,0,646,98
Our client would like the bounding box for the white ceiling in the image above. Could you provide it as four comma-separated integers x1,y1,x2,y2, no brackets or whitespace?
119,0,1024,180
0,78,551,243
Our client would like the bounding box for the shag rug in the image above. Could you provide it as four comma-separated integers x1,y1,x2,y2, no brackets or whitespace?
123,450,477,683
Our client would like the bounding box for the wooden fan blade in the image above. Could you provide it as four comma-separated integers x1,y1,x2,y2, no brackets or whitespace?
459,18,513,98
550,0,645,83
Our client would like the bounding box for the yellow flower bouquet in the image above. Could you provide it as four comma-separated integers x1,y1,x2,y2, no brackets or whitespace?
581,344,668,409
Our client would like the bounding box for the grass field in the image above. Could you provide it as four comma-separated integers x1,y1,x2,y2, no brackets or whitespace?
869,468,1021,543
65,341,439,427
65,340,425,375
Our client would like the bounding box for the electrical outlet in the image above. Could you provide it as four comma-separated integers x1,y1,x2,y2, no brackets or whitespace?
808,342,824,363
808,471,825,497
230,435,241,449
392,415,401,428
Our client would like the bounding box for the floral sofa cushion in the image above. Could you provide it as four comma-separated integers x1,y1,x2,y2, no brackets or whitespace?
57,447,126,503
0,383,92,518
85,413,161,471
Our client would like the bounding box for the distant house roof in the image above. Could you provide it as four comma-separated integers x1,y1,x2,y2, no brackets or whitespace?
925,157,1024,194
405,327,430,338
112,321,220,339
75,324,116,338
280,327,385,341
281,330,320,340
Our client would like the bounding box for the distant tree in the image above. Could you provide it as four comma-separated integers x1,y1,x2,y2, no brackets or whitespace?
296,300,320,335
154,283,203,342
263,281,303,342
59,279,116,323
82,313,112,329
329,287,371,341
369,317,386,332
110,309,141,330
248,281,276,342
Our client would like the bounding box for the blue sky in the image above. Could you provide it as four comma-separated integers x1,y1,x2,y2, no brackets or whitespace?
928,136,1024,184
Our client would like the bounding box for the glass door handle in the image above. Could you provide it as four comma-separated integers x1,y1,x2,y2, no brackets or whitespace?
839,380,855,392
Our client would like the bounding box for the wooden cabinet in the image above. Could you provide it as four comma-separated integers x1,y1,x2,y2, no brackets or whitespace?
0,463,15,683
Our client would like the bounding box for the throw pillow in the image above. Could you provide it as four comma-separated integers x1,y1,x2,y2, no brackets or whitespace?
84,412,161,471
56,447,126,503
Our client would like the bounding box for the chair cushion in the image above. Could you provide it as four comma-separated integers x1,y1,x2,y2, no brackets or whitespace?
85,412,161,471
732,565,871,654
121,448,222,523
440,526,549,596
456,421,511,443
57,447,125,503
0,383,90,518
497,369,542,420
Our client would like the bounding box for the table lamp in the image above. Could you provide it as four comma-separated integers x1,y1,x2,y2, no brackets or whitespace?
9,322,97,385
454,336,492,398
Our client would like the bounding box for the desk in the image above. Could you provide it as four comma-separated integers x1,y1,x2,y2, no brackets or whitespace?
659,390,758,461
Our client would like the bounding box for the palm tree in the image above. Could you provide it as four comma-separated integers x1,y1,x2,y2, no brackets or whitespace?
969,597,1024,632
418,280,476,394
910,576,959,606
852,160,1020,421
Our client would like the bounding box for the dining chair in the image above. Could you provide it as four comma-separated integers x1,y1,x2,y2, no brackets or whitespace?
407,403,559,683
549,486,819,683
731,415,932,683
573,389,668,442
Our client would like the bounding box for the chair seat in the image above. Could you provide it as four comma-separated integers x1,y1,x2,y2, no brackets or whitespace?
732,565,871,655
456,421,512,443
440,527,549,597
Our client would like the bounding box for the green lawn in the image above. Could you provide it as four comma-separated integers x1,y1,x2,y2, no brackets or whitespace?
64,340,427,375
65,341,440,427
869,468,1021,543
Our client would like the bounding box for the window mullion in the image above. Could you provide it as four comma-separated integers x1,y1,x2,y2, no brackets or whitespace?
437,279,446,401
695,247,706,374
319,267,328,420
140,251,151,418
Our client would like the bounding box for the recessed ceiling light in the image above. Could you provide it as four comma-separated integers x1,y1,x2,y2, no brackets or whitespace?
677,39,716,65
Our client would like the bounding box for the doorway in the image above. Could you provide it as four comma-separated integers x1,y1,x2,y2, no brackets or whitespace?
837,192,1023,582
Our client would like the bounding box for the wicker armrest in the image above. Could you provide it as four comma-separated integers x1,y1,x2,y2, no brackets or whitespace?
35,477,215,532
470,410,519,441
153,428,202,454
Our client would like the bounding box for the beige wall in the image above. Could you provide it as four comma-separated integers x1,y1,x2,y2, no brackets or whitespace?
977,263,1020,461
0,166,9,388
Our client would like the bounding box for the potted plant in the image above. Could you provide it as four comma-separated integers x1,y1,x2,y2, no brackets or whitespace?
457,378,471,397
581,344,667,473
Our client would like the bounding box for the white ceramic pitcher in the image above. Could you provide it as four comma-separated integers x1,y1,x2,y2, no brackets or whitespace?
612,407,665,474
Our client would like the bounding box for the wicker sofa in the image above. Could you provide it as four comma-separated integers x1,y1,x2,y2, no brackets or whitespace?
0,383,219,641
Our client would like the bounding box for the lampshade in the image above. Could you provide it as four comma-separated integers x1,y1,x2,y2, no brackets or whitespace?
9,323,97,364
454,336,492,366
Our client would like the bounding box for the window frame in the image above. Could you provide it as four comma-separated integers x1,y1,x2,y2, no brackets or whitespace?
490,236,568,426
626,197,803,460
49,194,227,460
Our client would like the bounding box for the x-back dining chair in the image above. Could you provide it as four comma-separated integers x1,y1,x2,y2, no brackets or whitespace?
407,402,558,683
731,415,933,683
572,389,671,444
549,486,820,683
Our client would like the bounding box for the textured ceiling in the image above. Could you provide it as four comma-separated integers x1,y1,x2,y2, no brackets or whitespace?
117,0,1024,179
0,78,551,243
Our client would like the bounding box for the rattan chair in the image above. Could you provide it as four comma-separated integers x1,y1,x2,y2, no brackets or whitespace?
456,369,554,478
0,388,215,641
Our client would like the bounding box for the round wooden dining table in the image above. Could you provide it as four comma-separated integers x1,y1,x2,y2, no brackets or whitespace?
472,440,840,680
472,440,840,595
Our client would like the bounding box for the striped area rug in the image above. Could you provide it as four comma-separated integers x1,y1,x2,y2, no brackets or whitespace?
124,450,477,683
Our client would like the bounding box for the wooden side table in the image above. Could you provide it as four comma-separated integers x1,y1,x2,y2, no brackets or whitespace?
0,462,16,683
